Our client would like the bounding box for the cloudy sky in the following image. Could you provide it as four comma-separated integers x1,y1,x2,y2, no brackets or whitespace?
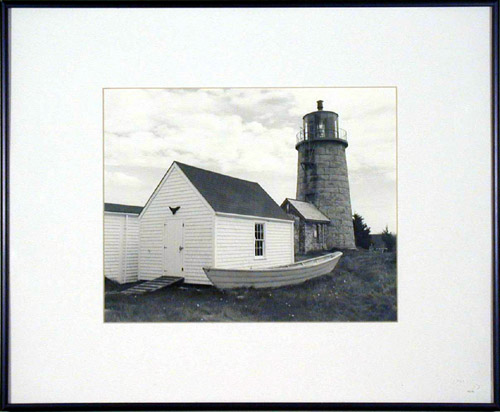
104,88,396,233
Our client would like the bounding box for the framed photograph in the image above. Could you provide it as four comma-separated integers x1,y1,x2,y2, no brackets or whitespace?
1,1,498,410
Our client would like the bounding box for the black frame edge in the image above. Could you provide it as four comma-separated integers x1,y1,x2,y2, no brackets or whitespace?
1,1,499,411
492,0,500,410
1,402,500,411
1,1,10,411
0,0,498,7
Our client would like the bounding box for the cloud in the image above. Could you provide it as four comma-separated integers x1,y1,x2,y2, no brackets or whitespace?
104,87,397,232
106,170,142,188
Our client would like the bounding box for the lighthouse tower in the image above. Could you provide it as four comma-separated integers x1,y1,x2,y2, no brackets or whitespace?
296,100,355,249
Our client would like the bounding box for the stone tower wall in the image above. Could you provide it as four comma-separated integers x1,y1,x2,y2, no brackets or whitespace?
296,140,355,249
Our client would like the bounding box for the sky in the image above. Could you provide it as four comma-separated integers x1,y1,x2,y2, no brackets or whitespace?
104,88,396,233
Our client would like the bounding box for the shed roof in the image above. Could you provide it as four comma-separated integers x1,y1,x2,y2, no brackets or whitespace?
282,198,330,223
175,162,292,221
104,203,143,215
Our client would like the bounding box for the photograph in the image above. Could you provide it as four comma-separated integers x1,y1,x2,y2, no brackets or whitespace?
104,87,397,322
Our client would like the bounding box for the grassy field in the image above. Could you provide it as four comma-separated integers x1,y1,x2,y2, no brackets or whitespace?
105,249,397,322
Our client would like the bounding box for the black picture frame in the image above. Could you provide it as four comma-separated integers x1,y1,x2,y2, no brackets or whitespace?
1,1,498,410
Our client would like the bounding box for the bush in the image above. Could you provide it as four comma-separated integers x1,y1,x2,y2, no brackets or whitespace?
352,213,372,249
381,226,396,252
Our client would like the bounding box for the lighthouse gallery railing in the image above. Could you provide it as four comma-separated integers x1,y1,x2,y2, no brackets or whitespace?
296,127,347,144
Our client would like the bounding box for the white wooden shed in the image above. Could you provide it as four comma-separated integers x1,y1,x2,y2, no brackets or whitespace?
104,203,142,284
138,161,295,285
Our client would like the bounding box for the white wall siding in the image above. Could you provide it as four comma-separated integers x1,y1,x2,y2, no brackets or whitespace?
104,213,140,284
215,215,294,269
123,215,140,283
138,166,214,284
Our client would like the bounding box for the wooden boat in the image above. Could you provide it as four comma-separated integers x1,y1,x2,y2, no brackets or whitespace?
203,252,342,289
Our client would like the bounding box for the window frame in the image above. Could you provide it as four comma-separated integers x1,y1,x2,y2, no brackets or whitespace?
254,222,266,259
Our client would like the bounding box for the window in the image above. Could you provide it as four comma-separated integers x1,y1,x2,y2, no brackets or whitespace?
314,224,321,240
305,148,314,160
255,223,265,257
318,122,325,138
314,224,325,244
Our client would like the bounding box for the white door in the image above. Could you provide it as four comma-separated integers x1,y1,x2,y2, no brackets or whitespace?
164,219,184,276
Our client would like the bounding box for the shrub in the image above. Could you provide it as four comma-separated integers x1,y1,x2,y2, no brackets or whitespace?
352,213,372,249
381,226,396,252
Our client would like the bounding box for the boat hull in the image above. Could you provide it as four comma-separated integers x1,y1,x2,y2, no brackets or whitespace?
203,252,342,289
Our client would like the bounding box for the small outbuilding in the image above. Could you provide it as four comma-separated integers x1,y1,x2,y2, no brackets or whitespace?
104,203,142,284
370,234,388,253
281,198,330,254
138,161,295,285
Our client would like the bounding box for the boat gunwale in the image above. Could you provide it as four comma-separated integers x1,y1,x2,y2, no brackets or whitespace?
203,251,342,274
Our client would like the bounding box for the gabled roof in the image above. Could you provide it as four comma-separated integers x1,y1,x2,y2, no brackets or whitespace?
104,203,143,215
281,198,330,223
175,162,292,221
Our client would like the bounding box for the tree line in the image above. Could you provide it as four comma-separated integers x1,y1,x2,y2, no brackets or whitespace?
352,213,396,252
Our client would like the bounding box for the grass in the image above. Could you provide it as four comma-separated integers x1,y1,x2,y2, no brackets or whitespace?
104,249,397,322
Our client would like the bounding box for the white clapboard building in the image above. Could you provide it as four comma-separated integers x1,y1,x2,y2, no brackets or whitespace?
104,161,294,285
104,203,142,284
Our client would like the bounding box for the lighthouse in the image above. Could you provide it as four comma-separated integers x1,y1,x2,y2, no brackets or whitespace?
294,100,355,250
